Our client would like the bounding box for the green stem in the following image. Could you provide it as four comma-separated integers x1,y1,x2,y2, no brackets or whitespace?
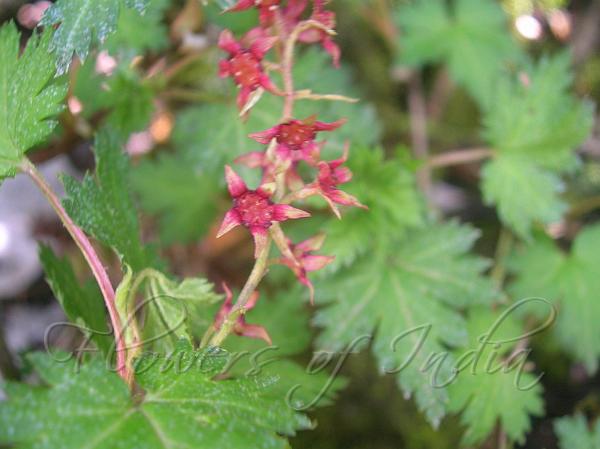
19,158,129,381
209,239,272,347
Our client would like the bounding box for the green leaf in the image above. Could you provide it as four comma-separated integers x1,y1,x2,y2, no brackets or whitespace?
0,23,66,184
104,68,155,135
41,0,149,74
448,369,543,445
481,54,594,238
481,156,567,239
131,153,220,244
314,221,497,426
447,306,544,445
104,0,171,55
323,147,424,269
395,0,523,107
142,271,223,352
555,414,600,449
172,49,381,179
0,346,311,449
509,225,600,373
73,61,155,136
38,245,112,356
62,129,156,272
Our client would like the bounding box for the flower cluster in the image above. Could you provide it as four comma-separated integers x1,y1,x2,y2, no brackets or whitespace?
213,0,365,339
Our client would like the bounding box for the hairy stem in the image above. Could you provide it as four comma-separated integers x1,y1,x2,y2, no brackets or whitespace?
19,158,129,381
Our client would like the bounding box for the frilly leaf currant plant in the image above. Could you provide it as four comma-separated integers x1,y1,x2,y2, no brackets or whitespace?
204,0,366,346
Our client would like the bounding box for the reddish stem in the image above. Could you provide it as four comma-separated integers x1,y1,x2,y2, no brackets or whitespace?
20,158,129,381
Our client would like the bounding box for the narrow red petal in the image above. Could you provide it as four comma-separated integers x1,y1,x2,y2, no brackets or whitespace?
224,165,248,197
285,0,308,20
218,60,231,78
303,254,335,272
250,36,277,59
314,117,347,132
249,126,279,144
272,204,311,222
245,290,260,310
334,166,353,184
238,323,273,345
296,233,327,253
328,189,368,209
216,209,242,238
259,73,279,94
322,37,341,67
218,29,241,54
237,86,253,111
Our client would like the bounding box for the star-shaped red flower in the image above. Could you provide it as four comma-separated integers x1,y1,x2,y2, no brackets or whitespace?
218,29,278,111
277,234,334,304
217,166,310,257
249,115,346,164
303,147,367,218
213,283,271,344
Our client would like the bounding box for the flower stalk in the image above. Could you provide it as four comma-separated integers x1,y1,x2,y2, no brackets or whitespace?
209,0,363,347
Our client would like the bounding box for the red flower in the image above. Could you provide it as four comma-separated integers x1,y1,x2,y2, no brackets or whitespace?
249,115,346,164
277,234,334,304
218,29,278,111
301,3,340,67
225,0,282,26
283,0,340,66
304,147,367,218
214,283,271,344
217,166,310,257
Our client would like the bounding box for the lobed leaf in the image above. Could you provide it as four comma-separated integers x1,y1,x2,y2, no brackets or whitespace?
0,23,66,185
62,129,157,272
41,0,149,74
314,221,497,426
509,225,600,374
0,345,311,449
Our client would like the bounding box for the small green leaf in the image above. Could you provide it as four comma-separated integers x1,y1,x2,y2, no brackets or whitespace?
509,225,600,373
41,0,149,74
0,347,310,449
555,414,600,449
38,245,112,356
0,23,66,185
62,129,157,272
